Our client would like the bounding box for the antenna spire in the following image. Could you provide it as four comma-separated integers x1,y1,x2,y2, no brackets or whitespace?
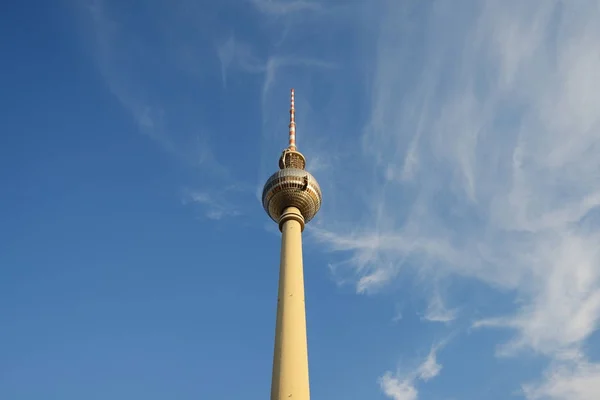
288,88,296,150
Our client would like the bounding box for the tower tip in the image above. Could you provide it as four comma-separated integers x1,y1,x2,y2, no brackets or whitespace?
288,89,296,150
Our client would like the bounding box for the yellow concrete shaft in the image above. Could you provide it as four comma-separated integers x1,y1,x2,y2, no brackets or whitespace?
270,207,311,400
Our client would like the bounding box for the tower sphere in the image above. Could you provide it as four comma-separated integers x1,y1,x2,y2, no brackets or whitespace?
262,165,322,224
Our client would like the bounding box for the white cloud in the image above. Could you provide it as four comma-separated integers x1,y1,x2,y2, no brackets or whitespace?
356,267,395,294
250,0,322,16
417,346,443,382
81,1,256,221
422,293,457,324
83,0,231,175
310,0,600,398
380,375,418,400
379,344,443,400
523,355,600,400
183,189,245,221
216,33,265,85
216,34,235,88
392,311,403,323
473,231,600,358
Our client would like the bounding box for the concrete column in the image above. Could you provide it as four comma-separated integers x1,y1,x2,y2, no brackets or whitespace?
270,206,310,400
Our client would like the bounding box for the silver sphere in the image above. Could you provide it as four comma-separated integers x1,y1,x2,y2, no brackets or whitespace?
262,168,322,224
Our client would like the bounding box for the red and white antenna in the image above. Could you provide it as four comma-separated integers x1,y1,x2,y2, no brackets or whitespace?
288,88,296,150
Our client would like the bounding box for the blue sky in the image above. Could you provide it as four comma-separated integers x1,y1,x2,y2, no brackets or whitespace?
2,0,600,399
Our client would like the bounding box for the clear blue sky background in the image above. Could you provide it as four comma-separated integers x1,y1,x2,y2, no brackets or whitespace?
2,1,600,399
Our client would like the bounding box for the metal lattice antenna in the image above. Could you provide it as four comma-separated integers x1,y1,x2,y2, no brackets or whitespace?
288,88,296,150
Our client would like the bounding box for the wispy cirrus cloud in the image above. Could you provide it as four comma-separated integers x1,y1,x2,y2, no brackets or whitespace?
85,0,172,152
422,292,457,324
82,0,229,172
379,343,444,400
307,0,600,397
216,33,265,87
80,0,255,219
250,0,322,16
523,353,600,400
182,188,244,221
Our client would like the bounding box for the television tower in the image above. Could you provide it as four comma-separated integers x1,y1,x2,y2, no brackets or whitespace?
262,89,322,400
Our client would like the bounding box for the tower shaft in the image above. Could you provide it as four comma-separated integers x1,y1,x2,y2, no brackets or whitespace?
270,206,311,400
